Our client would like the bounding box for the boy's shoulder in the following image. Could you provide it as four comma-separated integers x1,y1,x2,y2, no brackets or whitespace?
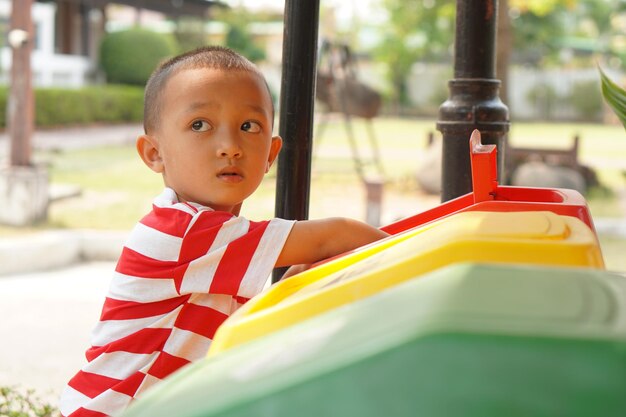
138,188,294,242
146,193,233,235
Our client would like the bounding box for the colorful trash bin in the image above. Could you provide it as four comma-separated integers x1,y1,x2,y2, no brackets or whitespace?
121,263,626,417
209,210,604,355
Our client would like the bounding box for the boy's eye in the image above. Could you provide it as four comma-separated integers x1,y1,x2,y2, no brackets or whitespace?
191,120,211,132
241,121,261,133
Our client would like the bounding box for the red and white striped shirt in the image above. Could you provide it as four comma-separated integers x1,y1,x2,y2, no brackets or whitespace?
59,188,294,417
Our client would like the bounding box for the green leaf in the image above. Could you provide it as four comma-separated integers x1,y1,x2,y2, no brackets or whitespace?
599,66,626,130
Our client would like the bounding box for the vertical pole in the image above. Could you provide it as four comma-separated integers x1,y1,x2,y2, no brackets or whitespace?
273,0,320,282
8,0,35,167
80,1,91,57
58,1,73,54
436,0,509,201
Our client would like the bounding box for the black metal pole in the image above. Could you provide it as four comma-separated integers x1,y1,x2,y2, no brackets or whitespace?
437,0,509,201
273,0,320,282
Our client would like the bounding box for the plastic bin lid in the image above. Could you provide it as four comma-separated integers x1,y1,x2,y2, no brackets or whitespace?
449,210,568,239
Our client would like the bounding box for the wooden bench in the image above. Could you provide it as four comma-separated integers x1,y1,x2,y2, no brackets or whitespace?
505,135,598,189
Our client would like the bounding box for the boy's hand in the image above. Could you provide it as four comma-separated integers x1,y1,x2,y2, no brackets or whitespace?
276,217,389,268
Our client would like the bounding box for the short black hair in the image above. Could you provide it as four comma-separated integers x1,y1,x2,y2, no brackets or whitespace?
143,46,272,134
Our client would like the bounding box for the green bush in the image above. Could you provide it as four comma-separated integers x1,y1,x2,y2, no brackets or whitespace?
0,85,144,128
225,25,266,62
100,28,178,86
525,82,560,120
0,386,60,417
567,79,603,122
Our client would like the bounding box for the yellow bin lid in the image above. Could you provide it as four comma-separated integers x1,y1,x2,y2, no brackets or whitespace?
209,211,604,355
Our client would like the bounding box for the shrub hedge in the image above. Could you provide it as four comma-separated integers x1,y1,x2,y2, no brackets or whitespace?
0,85,144,128
100,28,178,86
567,79,603,122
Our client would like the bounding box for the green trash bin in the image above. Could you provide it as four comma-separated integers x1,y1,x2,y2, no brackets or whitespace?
122,263,626,417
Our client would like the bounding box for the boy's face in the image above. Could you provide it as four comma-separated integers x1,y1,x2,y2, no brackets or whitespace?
138,68,281,215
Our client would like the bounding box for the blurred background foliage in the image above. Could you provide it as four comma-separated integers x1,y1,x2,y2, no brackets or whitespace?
4,0,624,127
0,85,143,128
99,28,178,86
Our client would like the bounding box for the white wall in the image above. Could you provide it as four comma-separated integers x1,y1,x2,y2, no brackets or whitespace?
0,0,93,88
406,62,623,121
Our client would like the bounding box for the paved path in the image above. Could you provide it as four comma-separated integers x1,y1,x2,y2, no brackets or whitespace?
0,123,143,160
0,262,115,402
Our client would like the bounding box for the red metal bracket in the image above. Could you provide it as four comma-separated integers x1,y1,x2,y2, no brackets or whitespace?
470,129,498,203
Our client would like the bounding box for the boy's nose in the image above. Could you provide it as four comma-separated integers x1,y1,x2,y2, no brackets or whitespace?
216,137,242,159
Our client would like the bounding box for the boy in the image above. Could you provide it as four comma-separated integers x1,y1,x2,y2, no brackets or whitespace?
59,46,388,417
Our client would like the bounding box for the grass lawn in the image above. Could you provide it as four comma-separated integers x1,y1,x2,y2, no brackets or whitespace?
3,117,626,270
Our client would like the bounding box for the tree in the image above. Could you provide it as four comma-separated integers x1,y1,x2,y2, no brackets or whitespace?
506,0,625,69
508,0,573,66
213,7,267,62
372,0,455,111
225,25,265,62
498,0,571,105
574,0,626,67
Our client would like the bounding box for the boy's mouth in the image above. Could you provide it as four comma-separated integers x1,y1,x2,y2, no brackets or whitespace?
217,167,243,182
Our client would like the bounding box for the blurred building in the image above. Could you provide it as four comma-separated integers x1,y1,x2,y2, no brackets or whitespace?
0,0,92,87
0,0,224,88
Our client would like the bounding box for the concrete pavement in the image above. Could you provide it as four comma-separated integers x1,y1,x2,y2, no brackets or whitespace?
0,123,143,156
0,261,115,402
0,123,140,275
0,229,127,276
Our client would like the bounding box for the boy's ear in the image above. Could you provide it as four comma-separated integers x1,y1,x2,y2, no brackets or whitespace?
266,135,283,173
136,134,164,173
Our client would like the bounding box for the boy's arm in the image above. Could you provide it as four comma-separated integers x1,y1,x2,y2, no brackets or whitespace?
275,217,389,268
